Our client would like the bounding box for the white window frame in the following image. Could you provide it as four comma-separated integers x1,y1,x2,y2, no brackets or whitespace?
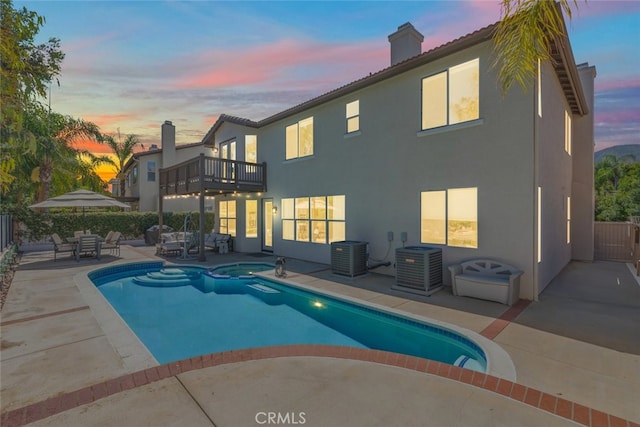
246,199,257,238
421,58,479,131
346,100,360,134
219,200,236,237
285,117,314,160
245,135,257,163
420,187,478,248
281,195,345,244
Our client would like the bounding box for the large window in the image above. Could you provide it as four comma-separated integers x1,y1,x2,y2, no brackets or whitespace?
346,100,359,133
421,58,479,130
285,117,314,160
421,187,477,248
245,135,257,163
246,200,257,238
282,195,345,243
219,200,236,236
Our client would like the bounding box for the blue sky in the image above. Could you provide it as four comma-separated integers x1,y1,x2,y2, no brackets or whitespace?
18,0,640,171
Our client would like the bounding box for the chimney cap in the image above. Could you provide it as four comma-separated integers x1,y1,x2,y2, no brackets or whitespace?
164,120,173,125
388,22,424,43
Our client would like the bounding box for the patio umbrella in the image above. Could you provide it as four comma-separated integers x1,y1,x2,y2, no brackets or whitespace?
29,189,130,232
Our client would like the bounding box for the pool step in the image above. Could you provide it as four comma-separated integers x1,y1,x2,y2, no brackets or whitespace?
246,283,282,305
133,268,201,287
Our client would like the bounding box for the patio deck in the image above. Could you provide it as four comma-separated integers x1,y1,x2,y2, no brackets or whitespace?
1,241,638,426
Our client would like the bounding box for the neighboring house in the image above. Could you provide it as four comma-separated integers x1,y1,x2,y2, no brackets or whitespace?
121,121,216,212
159,18,596,301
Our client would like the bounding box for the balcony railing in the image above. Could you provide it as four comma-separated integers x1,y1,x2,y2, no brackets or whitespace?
159,154,266,196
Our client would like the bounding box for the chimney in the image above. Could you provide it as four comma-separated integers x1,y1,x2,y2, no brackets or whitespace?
388,23,424,66
161,120,175,167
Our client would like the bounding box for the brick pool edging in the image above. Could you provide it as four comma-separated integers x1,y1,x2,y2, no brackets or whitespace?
1,345,636,427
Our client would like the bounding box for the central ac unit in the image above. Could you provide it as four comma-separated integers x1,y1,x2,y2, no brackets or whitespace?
393,246,443,296
331,241,367,277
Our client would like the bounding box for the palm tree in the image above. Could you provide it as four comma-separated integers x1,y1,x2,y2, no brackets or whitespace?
100,129,140,197
493,0,583,93
22,103,102,203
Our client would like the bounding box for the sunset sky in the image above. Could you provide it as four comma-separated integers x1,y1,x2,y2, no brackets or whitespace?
18,0,640,181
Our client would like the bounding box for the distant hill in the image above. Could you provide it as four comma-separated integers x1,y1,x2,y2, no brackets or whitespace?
595,144,640,163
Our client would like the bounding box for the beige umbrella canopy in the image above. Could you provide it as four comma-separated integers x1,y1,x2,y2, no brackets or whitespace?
30,189,130,232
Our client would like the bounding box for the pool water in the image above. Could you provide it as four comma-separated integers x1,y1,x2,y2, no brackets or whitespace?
91,262,486,370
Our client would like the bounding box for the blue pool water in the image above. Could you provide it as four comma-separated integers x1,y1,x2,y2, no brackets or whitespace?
90,262,487,370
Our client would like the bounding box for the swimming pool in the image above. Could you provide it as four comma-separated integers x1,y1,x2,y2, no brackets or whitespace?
89,262,487,371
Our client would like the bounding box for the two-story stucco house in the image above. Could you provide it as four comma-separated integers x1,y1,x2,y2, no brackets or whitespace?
156,17,596,302
120,121,216,212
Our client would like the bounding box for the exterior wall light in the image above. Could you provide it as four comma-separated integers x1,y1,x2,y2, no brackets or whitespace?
272,206,278,214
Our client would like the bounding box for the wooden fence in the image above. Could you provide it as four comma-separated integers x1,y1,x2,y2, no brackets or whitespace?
594,222,639,262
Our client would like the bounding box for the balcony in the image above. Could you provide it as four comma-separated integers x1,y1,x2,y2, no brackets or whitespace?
159,154,266,196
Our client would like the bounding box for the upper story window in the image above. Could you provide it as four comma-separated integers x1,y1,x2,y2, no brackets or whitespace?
285,117,313,160
537,59,542,118
564,110,572,155
421,58,479,130
346,100,360,133
221,140,236,160
147,161,156,182
132,165,138,185
245,135,257,163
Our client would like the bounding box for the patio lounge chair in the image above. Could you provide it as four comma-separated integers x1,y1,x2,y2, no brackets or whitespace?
101,231,122,256
157,231,199,257
204,232,231,253
75,235,101,262
51,233,75,261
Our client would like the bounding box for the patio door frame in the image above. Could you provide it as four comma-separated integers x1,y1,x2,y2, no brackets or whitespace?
262,198,274,252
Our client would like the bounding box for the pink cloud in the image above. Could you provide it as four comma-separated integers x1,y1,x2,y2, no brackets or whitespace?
83,113,139,130
595,77,640,92
174,38,387,90
596,109,640,125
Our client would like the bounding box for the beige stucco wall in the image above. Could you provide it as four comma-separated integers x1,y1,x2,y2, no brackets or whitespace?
571,64,596,261
534,60,574,295
222,41,544,299
211,40,593,302
125,144,216,212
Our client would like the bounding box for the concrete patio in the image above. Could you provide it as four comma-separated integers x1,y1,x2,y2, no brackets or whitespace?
1,241,638,426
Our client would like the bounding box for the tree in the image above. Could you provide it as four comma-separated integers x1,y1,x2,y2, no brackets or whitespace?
493,0,583,93
595,154,640,221
1,0,64,193
100,130,140,197
19,103,102,203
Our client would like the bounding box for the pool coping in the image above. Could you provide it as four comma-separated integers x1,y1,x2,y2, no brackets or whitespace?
254,270,517,381
79,261,515,380
1,345,633,427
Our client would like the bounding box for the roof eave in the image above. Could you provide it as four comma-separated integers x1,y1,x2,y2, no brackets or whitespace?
550,34,589,116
